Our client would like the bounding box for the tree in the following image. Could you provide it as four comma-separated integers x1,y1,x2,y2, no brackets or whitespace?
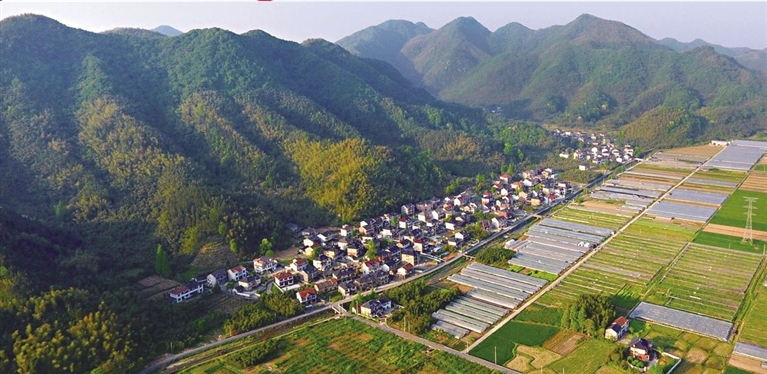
365,240,378,259
229,239,238,254
259,238,272,255
155,244,170,277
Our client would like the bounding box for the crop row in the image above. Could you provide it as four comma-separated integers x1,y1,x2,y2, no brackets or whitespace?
552,207,631,230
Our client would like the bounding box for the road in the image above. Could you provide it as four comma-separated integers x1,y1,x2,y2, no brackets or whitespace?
351,315,521,374
465,155,709,353
138,164,626,374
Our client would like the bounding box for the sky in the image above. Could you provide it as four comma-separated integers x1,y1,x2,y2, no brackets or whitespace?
1,1,766,50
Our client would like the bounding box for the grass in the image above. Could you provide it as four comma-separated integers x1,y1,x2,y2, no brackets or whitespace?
547,339,614,374
710,190,767,232
528,270,558,282
692,231,767,254
723,366,753,374
470,322,559,364
422,329,468,351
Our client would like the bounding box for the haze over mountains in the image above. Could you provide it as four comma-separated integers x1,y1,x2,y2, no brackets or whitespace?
338,14,767,145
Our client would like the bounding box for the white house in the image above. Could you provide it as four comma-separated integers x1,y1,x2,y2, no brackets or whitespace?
253,256,278,274
227,265,248,281
169,281,204,303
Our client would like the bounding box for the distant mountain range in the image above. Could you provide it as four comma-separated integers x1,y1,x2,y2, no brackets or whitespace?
152,25,183,36
337,14,767,146
657,37,766,71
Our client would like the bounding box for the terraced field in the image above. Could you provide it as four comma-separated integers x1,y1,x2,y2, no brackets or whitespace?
552,207,631,231
645,244,763,321
537,232,687,310
740,282,767,347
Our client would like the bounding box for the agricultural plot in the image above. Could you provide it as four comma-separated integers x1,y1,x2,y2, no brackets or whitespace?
646,244,762,321
552,207,630,230
710,190,767,232
665,188,729,206
624,217,698,242
447,262,546,310
647,201,718,222
537,232,687,310
739,285,767,347
547,339,614,374
469,321,559,364
631,165,689,179
692,168,747,183
261,318,497,374
704,140,767,171
629,302,733,340
740,171,767,193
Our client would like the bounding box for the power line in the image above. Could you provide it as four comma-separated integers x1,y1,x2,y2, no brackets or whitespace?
743,197,758,244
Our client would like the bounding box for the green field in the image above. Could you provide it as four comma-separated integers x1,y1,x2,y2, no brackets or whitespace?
624,217,699,242
552,207,631,230
739,281,767,347
537,232,686,310
709,190,767,232
692,231,767,254
547,339,614,374
692,169,748,183
645,243,762,321
724,366,754,374
180,318,498,374
514,303,563,326
470,321,559,364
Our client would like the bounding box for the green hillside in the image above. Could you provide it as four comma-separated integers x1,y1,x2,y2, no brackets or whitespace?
338,14,767,148
0,14,547,372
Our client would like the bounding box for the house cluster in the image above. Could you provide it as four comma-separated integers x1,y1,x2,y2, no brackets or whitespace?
554,130,634,166
356,295,393,318
169,264,261,303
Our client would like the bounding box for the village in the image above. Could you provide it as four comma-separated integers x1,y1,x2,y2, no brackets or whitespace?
553,129,636,168
165,165,577,314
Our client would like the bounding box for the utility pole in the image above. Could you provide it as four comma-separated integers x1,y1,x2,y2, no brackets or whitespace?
744,197,758,244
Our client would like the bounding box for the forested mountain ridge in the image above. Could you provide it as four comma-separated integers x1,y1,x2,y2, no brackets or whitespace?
0,14,536,372
657,37,767,72
338,14,767,148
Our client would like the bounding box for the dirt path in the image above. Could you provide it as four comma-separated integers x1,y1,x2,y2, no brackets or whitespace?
703,223,767,241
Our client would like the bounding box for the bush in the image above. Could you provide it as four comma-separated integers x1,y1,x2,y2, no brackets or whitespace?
227,339,280,369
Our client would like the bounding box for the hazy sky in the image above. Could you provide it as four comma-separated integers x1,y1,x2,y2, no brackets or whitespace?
1,2,766,49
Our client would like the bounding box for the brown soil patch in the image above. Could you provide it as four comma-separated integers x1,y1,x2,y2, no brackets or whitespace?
703,223,767,241
294,338,310,347
579,200,624,214
728,354,767,374
741,171,767,193
357,333,374,342
134,275,181,301
632,166,688,178
516,345,561,369
685,347,709,364
673,360,704,374
190,241,239,271
455,284,474,294
596,366,628,374
506,355,531,372
544,331,583,356
663,145,722,157
712,342,732,357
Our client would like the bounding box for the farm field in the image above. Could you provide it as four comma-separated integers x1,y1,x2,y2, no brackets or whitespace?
703,223,767,241
182,318,499,374
645,244,762,321
537,232,686,310
552,206,631,230
692,169,748,183
740,171,767,193
739,281,767,347
624,217,699,242
469,321,559,365
709,190,767,232
660,145,723,158
692,231,767,254
680,181,735,194
631,165,690,178
547,339,614,374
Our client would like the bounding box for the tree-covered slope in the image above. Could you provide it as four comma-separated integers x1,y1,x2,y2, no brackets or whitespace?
0,14,526,373
338,14,767,148
657,37,767,71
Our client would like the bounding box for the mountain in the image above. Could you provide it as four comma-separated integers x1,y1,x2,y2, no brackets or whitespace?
338,14,767,148
152,24,183,36
0,14,537,372
657,37,767,71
